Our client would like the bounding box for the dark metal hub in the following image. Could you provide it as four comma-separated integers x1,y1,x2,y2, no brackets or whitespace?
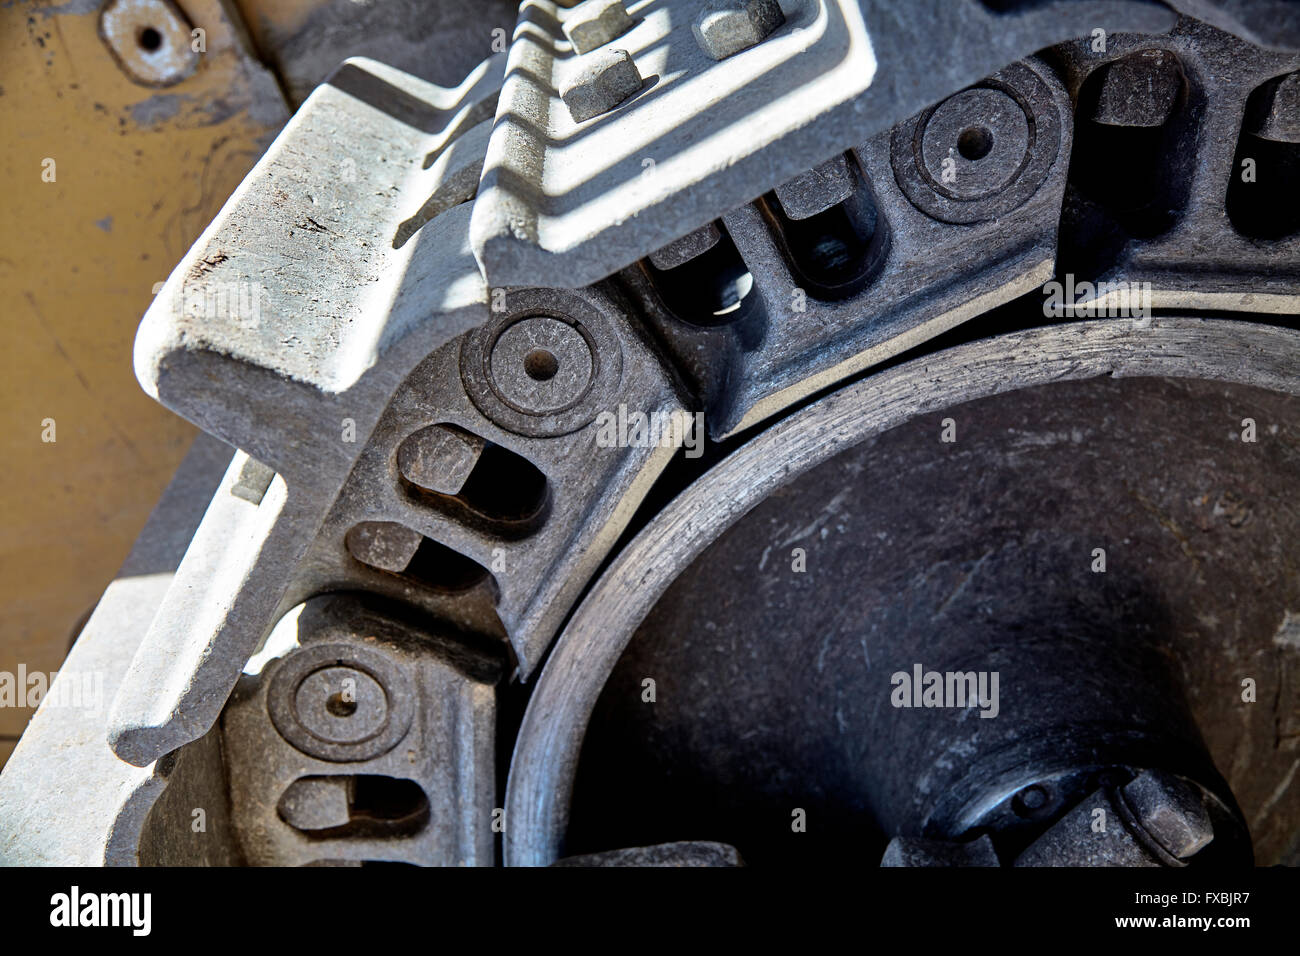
564,374,1298,866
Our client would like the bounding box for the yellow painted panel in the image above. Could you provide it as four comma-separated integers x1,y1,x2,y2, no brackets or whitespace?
0,0,288,746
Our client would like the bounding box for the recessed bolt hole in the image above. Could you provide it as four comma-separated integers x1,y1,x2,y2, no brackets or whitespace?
523,348,559,381
326,693,357,718
137,26,163,52
957,126,994,161
1020,785,1047,809
1013,784,1051,818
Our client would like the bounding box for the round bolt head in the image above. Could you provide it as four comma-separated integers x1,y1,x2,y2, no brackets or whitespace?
295,666,388,745
693,0,785,61
1122,770,1214,859
921,87,1030,201
489,316,594,414
890,60,1062,225
100,0,200,87
460,288,624,437
267,643,414,763
562,48,644,123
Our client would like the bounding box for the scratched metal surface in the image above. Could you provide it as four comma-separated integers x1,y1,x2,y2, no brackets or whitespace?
566,375,1300,865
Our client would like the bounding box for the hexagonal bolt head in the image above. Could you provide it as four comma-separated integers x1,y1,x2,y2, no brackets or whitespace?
1247,71,1300,143
1091,49,1183,128
397,424,485,496
693,0,785,61
1122,770,1214,860
775,153,856,220
563,0,635,55
562,48,644,123
649,222,723,270
344,520,423,574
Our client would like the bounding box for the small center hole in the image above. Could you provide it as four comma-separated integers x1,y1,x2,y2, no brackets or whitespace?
326,693,357,718
137,26,163,52
957,126,993,161
523,348,559,381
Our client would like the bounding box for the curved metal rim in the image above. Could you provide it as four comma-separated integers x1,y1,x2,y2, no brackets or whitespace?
504,316,1300,866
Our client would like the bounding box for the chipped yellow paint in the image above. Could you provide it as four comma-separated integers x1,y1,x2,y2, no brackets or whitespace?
0,0,289,754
